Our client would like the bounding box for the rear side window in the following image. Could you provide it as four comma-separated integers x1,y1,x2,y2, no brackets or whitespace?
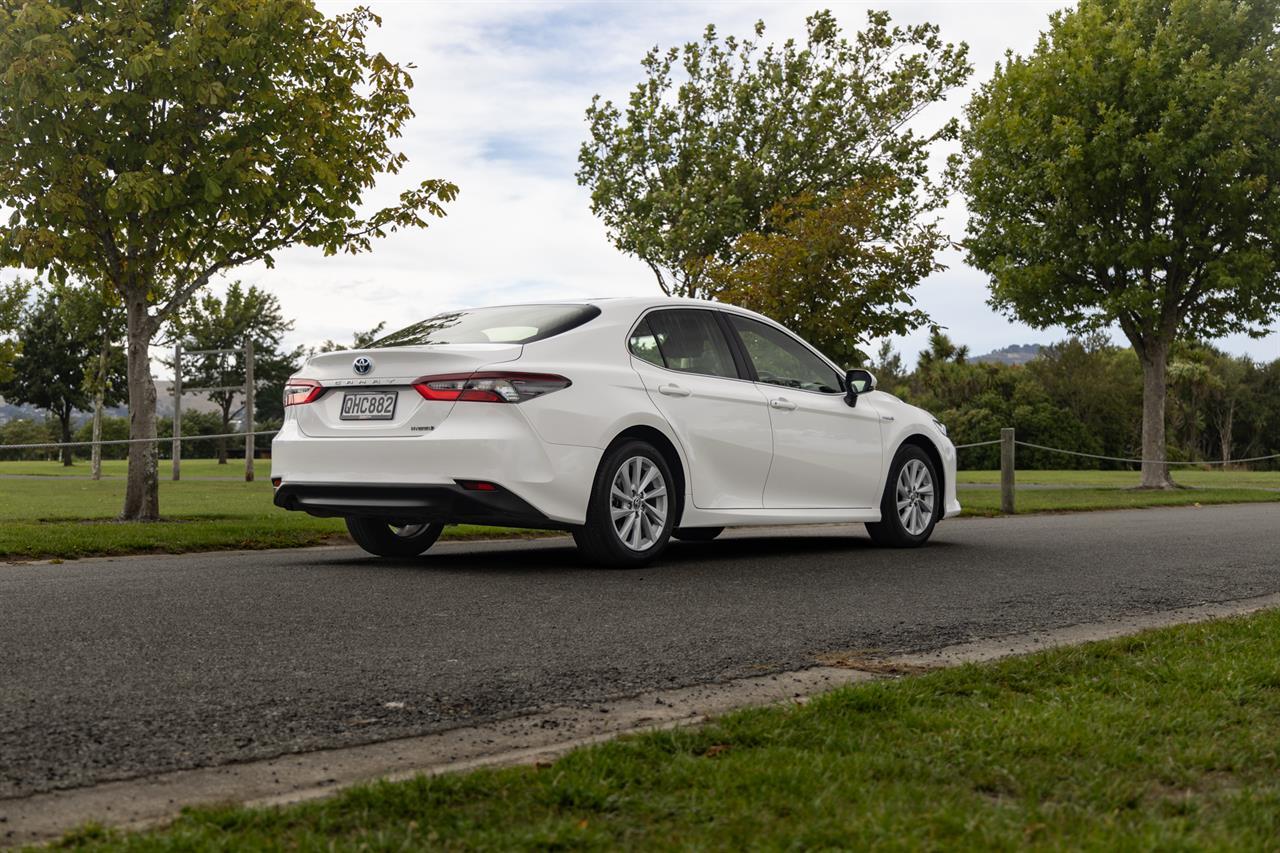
374,304,601,347
628,319,665,367
630,309,739,380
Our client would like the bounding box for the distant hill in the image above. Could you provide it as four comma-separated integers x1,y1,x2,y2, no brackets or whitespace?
968,344,1043,366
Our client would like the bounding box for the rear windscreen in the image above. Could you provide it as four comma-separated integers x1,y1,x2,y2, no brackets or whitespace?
372,304,601,347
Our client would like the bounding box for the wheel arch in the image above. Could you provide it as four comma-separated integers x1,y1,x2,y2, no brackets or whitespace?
605,424,687,528
893,432,947,502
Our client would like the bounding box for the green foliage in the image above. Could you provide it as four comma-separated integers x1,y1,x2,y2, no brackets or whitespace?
314,321,387,354
578,9,971,296
0,277,30,384
0,1,458,296
963,0,1280,345
703,182,940,367
0,0,457,515
73,415,129,460
0,418,56,461
880,332,1279,469
167,281,305,432
56,281,127,405
1,285,125,462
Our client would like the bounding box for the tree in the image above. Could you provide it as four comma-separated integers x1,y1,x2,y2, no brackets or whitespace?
0,1,457,518
314,321,387,354
577,9,971,297
167,282,304,462
57,283,125,479
0,279,29,385
869,340,907,396
962,0,1280,487
1026,334,1143,461
702,181,940,366
2,286,123,465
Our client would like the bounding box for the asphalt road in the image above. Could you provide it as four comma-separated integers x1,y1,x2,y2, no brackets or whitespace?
3,504,1279,800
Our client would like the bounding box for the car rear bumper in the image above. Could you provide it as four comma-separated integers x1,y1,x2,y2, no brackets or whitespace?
272,482,567,529
269,410,602,526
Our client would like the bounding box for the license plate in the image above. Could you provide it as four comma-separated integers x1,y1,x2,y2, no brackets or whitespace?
339,391,397,421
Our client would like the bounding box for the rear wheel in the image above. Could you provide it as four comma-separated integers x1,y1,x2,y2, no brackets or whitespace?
865,445,940,548
673,526,724,542
346,518,445,557
573,440,675,567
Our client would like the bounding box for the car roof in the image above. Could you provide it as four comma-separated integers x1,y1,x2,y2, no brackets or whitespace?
438,295,775,324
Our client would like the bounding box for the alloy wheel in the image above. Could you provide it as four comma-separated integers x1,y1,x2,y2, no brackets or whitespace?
895,458,935,536
609,455,668,551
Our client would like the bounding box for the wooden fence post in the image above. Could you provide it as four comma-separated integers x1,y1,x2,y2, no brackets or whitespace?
172,343,182,482
243,338,255,483
1000,427,1016,514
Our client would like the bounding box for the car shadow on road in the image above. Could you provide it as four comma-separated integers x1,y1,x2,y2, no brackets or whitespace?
315,531,958,576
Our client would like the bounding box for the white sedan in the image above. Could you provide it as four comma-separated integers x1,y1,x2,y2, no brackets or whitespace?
272,298,959,566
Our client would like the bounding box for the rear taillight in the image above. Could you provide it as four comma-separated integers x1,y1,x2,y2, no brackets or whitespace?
283,379,323,407
413,372,571,404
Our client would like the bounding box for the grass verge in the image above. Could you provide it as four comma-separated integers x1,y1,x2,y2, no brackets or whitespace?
2,462,1278,560
49,609,1280,850
958,485,1280,516
0,474,553,561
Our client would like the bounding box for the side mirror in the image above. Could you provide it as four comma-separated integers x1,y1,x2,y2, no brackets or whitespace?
844,368,876,407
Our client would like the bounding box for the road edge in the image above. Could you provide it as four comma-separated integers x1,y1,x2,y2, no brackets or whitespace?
5,590,1280,847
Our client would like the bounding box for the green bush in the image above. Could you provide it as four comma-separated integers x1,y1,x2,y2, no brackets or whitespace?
0,418,57,461
72,415,131,460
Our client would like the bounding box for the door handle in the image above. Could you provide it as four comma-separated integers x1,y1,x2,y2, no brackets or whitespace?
658,383,690,397
769,398,797,411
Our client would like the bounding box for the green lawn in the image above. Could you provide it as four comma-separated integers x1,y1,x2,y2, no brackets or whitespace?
1,461,1277,560
0,458,252,478
0,465,552,560
51,609,1280,850
959,485,1280,516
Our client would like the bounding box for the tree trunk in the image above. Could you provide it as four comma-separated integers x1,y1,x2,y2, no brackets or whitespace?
1138,342,1174,489
60,412,73,467
91,333,108,481
1220,399,1235,467
90,390,104,480
122,296,160,520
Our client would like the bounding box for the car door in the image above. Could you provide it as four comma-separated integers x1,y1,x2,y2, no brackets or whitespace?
723,313,884,509
628,308,773,509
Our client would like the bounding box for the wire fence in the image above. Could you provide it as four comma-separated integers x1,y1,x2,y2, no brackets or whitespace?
1,430,1277,467
0,430,280,451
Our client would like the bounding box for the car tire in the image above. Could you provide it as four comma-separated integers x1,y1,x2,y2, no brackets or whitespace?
865,445,940,548
573,440,676,568
346,517,445,557
672,526,724,542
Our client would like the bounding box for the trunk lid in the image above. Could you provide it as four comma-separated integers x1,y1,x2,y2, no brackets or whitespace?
294,343,522,438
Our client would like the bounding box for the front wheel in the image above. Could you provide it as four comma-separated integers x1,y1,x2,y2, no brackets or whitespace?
573,440,675,568
346,517,445,557
865,445,940,548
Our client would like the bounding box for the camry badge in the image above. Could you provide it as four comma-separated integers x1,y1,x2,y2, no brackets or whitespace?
352,356,373,376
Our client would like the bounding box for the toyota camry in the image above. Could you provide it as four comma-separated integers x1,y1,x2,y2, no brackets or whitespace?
271,298,959,567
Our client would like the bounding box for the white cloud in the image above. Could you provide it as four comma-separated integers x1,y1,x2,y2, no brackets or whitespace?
8,1,1279,368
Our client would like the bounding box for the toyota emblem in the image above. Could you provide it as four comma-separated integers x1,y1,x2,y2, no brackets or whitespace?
352,356,373,376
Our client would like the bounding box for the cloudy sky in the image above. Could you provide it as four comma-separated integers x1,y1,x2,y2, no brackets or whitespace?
22,1,1280,367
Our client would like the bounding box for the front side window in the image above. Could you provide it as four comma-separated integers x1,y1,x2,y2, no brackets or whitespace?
727,315,842,394
374,304,601,347
630,309,739,380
